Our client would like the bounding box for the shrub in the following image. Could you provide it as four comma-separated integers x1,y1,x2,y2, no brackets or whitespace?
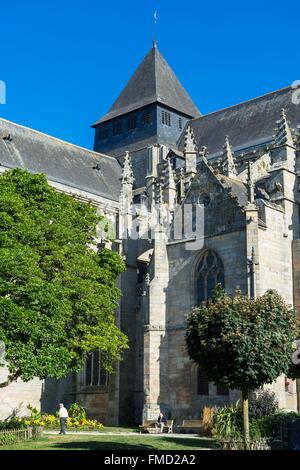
0,432,18,446
68,403,87,421
249,390,279,418
0,417,26,430
202,406,215,435
212,402,273,441
212,402,242,439
263,411,300,438
249,416,272,439
213,402,300,445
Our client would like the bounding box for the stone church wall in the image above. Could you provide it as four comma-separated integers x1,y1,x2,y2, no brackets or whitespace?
0,368,72,419
0,368,44,419
161,229,247,423
257,202,297,410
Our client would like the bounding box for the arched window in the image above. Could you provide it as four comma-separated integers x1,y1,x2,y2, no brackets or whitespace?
197,367,209,395
84,350,108,388
197,250,224,304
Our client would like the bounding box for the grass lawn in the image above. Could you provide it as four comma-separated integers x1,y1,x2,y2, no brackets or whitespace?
77,426,139,433
0,434,218,451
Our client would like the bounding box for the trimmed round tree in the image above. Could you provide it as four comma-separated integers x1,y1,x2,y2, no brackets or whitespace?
0,169,128,387
186,286,299,442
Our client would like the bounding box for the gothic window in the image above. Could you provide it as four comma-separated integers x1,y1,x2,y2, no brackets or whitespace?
142,111,152,126
197,250,225,304
113,121,122,136
197,367,209,395
128,115,137,131
162,110,171,127
84,350,108,387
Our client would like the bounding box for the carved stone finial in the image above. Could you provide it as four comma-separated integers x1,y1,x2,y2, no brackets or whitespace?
273,109,294,147
247,161,255,204
155,179,163,206
122,151,134,185
221,135,237,178
184,126,198,177
177,168,185,202
199,146,208,162
184,126,197,153
163,155,176,190
271,109,296,170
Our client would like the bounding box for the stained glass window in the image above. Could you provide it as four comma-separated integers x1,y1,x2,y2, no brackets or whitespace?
197,250,225,304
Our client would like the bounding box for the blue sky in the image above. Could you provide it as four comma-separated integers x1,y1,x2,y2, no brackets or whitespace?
0,0,299,149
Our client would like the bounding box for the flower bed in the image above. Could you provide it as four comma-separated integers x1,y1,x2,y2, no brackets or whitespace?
0,403,104,434
22,403,104,431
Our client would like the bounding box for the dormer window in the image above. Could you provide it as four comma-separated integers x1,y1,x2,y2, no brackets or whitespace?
179,118,182,130
128,115,137,131
162,110,171,127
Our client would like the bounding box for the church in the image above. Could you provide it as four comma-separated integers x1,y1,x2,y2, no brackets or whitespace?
0,42,300,425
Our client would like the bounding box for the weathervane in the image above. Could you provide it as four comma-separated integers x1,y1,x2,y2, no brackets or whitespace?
153,11,157,47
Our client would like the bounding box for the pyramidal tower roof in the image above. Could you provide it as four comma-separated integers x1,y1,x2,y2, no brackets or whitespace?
93,44,200,125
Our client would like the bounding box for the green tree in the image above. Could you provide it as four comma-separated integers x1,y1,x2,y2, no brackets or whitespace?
186,286,299,444
0,169,127,387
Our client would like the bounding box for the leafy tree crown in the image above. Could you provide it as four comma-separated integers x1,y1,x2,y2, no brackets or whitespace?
0,169,127,384
186,286,299,391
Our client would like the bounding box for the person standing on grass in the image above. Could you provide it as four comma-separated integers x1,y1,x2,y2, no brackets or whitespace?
58,403,68,435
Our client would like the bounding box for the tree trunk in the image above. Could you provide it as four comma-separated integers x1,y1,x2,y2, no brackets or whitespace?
242,389,250,448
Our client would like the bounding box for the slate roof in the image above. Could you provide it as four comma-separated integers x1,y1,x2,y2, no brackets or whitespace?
0,118,122,202
93,44,200,125
184,86,300,158
218,175,249,208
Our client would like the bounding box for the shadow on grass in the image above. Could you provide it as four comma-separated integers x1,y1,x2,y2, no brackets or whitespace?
51,437,218,451
158,437,219,449
52,441,156,450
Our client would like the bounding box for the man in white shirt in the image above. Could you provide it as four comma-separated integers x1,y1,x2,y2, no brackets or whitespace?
58,403,68,435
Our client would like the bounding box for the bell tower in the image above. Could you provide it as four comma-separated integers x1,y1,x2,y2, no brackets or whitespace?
92,44,200,188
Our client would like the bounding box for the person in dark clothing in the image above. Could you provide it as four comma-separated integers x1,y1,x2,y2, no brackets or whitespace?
155,412,167,433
